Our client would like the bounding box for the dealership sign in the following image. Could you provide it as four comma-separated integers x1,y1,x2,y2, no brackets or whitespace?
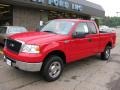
31,0,83,11
48,0,70,9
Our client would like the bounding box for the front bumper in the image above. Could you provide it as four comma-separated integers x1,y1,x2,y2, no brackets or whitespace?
4,56,43,72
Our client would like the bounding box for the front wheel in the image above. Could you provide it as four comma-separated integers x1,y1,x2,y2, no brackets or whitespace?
41,55,64,82
101,46,111,60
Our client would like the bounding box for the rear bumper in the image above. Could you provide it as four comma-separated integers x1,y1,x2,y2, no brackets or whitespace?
4,56,43,72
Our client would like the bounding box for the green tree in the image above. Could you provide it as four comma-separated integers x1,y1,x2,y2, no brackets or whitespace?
99,17,120,27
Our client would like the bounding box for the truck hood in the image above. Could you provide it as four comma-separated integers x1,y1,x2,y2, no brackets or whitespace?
10,32,68,45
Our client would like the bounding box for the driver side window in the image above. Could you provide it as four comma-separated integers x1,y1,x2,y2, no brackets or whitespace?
75,23,89,34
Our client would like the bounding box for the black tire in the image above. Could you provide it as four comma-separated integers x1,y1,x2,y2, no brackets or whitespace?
41,55,64,82
101,46,111,60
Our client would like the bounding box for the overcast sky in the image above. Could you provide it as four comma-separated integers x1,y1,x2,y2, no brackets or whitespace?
87,0,120,17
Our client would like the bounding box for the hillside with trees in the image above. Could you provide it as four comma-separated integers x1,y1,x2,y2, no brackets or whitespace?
99,17,120,27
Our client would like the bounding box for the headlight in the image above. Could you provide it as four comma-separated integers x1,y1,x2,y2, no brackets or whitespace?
21,44,40,54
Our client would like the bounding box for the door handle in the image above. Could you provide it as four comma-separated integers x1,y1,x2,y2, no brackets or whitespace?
88,38,92,42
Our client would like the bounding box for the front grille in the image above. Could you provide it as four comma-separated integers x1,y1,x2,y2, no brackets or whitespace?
6,39,22,53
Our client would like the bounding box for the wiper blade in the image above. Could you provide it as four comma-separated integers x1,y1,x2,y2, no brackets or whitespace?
43,31,57,34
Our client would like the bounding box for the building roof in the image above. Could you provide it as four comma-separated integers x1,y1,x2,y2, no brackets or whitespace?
70,0,104,11
0,0,105,17
69,0,105,17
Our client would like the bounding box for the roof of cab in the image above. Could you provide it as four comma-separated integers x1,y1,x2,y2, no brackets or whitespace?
55,19,95,22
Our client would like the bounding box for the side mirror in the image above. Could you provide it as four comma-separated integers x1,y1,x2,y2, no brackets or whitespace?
72,32,87,38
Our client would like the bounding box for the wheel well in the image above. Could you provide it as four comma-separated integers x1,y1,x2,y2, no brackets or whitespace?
106,42,112,48
44,50,66,64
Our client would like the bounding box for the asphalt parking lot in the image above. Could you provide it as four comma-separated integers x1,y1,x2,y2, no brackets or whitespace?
0,29,120,90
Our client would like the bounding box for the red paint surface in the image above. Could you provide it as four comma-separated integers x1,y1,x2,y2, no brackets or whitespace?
3,19,116,63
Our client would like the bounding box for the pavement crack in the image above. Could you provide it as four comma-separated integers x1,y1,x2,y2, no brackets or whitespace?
73,62,107,90
12,79,41,90
107,75,120,90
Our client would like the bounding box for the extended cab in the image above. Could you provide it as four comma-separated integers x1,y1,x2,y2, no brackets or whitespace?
3,19,116,81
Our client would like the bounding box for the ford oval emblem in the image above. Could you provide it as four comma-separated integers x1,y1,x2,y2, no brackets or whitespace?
10,43,15,47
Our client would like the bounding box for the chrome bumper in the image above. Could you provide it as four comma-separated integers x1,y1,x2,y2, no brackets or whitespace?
4,56,43,72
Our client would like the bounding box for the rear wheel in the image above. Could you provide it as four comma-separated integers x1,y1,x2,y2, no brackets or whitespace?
101,46,111,60
41,55,64,82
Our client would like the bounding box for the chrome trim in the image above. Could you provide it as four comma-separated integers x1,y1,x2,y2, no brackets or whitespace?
15,39,25,52
49,61,61,78
4,56,43,72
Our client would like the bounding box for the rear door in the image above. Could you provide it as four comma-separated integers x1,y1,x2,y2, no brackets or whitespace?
86,22,100,53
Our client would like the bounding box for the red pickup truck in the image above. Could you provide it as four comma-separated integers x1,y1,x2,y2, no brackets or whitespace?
3,19,116,82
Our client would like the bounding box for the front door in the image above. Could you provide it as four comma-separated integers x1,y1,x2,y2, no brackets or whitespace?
67,22,93,62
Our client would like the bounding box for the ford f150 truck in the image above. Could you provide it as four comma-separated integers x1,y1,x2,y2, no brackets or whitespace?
3,19,116,82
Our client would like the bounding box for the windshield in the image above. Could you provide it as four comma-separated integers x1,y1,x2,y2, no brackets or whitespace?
0,27,7,34
41,20,75,35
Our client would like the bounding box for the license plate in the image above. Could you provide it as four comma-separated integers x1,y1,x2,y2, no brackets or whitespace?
6,59,12,66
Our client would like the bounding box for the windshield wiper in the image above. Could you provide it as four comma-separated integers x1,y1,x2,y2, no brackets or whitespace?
43,31,57,34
